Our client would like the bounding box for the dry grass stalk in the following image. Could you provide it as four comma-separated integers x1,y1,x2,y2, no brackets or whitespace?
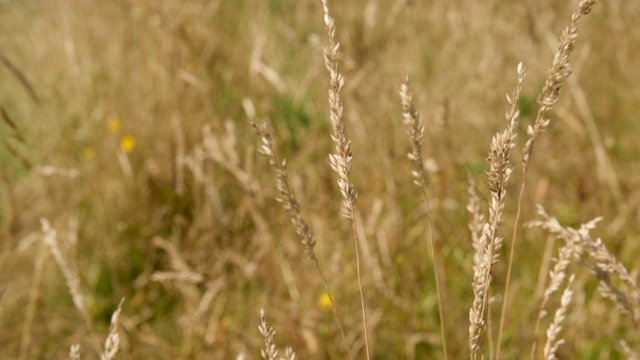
590,245,640,323
0,50,40,103
399,75,448,358
353,211,409,311
40,218,102,356
620,340,639,360
323,1,357,221
522,0,598,169
530,206,640,323
539,242,575,321
101,298,125,360
527,205,598,358
194,122,273,252
469,62,525,359
252,121,351,358
151,237,206,285
201,122,260,197
258,307,296,360
529,205,640,357
399,76,427,190
150,271,204,284
493,61,527,354
322,0,369,358
19,241,47,360
498,2,598,357
252,122,317,261
69,344,81,360
1,106,33,169
543,274,575,360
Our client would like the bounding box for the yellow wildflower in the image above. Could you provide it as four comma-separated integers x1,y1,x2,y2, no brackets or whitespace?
107,118,121,133
120,135,136,153
317,292,333,312
82,147,96,160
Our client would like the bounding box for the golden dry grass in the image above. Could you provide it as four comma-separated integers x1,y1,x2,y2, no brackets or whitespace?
0,0,639,358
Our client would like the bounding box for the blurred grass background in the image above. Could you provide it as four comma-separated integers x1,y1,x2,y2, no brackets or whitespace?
0,0,639,358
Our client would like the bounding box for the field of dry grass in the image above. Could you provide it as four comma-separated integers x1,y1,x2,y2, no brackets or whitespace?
1,0,640,358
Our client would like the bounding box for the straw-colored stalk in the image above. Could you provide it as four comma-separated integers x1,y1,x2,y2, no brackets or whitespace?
399,75,448,359
497,1,598,357
469,62,525,359
322,1,369,358
252,121,351,358
40,219,102,356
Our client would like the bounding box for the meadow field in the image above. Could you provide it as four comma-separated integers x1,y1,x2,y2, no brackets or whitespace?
0,0,639,358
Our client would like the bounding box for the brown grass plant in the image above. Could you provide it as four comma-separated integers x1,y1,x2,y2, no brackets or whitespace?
497,1,598,357
469,62,525,359
252,121,351,358
399,75,448,359
322,0,369,358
